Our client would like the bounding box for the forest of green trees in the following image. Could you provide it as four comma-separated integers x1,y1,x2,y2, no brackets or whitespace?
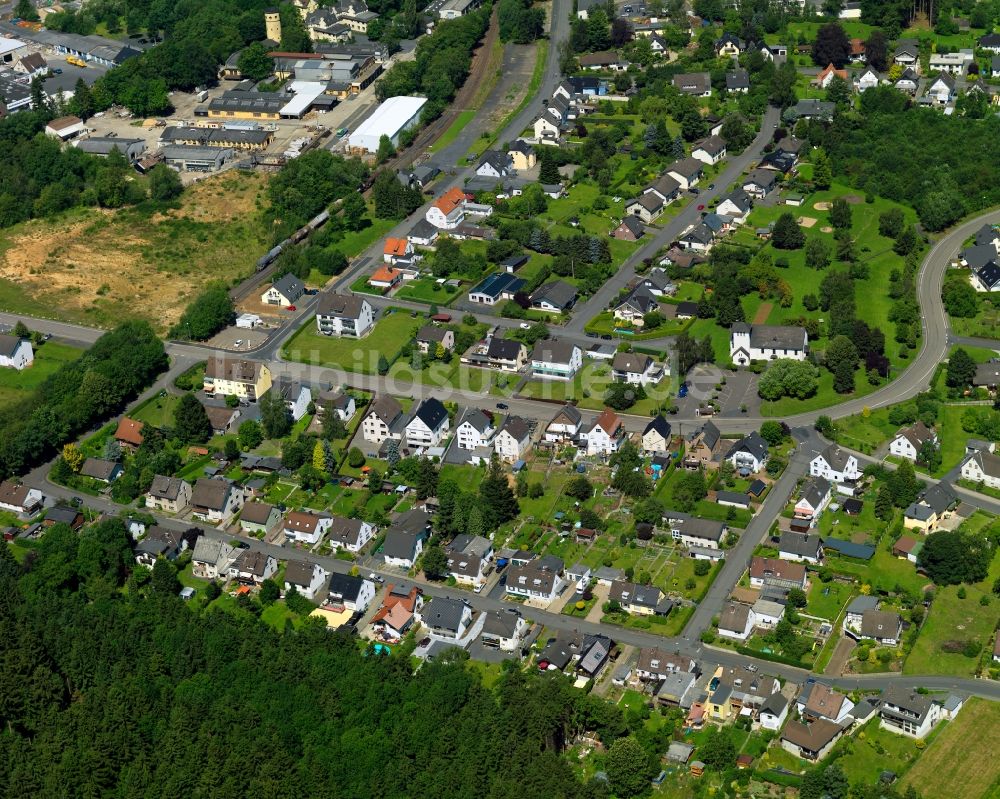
0,527,624,799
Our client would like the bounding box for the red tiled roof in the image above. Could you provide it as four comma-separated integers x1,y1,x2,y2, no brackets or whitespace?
114,417,145,446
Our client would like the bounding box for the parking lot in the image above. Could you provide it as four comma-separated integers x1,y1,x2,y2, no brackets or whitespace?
207,327,272,352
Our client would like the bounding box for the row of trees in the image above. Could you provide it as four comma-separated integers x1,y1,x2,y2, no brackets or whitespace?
0,322,167,479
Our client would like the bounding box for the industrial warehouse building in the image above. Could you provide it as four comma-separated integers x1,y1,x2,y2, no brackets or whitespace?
347,96,428,154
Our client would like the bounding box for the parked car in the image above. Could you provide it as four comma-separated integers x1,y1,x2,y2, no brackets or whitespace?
286,305,296,311
496,402,509,410
368,573,385,583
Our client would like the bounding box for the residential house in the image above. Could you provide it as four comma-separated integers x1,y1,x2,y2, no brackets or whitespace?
415,325,455,355
326,516,375,552
752,598,784,628
813,62,848,88
284,510,334,545
974,261,1000,293
495,415,531,462
114,417,145,450
926,73,955,105
857,609,902,645
781,718,845,761
505,554,565,603
371,582,423,640
893,535,922,563
534,109,564,143
718,602,756,641
797,682,855,724
576,0,602,19
979,32,1000,53
274,378,312,422
667,516,726,550
684,421,722,468
14,52,47,77
903,483,958,534
678,223,714,252
748,556,806,590
190,536,235,580
480,608,528,651
760,693,790,732
666,157,704,190
44,506,84,530
893,39,919,71
612,215,645,241
742,168,778,199
240,501,282,534
579,407,625,456
793,477,832,525
325,572,376,613
190,478,244,524
383,237,413,264
929,50,973,74
545,404,582,442
895,67,919,93
134,526,187,568
468,271,525,306
576,634,613,679
778,532,823,564
426,187,466,229
691,135,727,165
203,404,240,436
455,408,496,451
227,549,275,586
625,174,681,222
80,458,122,483
609,580,671,616
636,647,698,682
672,72,712,97
368,264,404,292
880,685,943,739
613,284,662,326
470,337,529,372
725,432,769,474
530,280,577,313
0,334,32,371
530,339,582,380
730,322,808,365
612,352,663,387
445,533,494,588
0,480,43,515
716,189,752,224
315,292,375,338
507,140,536,171
974,360,1000,390
381,522,427,568
642,415,672,455
203,358,272,402
362,394,406,446
854,67,880,91
284,559,329,600
715,33,743,57
725,69,750,93
783,99,836,121
261,273,305,307
145,475,192,514
406,398,450,448
810,444,862,486
889,421,937,462
476,150,513,178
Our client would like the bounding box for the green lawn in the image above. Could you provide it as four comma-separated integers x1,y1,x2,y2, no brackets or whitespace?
832,718,931,786
0,341,83,409
806,579,855,622
585,310,691,339
429,109,477,153
394,277,463,304
905,535,1000,677
282,310,421,374
948,293,1000,340
131,393,182,429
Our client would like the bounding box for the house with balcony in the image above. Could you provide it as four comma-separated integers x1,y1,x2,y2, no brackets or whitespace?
203,358,272,402
315,292,375,338
190,478,244,524
530,339,582,380
578,407,625,456
611,352,663,386
810,443,861,489
284,559,329,600
505,554,565,603
284,510,334,545
405,398,450,449
145,475,192,514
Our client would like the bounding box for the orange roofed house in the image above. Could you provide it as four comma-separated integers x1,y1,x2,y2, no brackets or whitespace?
383,237,413,264
813,63,849,88
368,264,404,291
371,582,424,640
425,187,466,230
115,417,145,450
579,407,625,456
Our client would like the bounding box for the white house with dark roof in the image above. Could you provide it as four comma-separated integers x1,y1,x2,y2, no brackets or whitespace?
716,189,753,224
545,404,582,442
326,516,375,552
284,510,334,545
325,573,376,613
612,351,663,387
191,537,235,580
742,168,778,199
495,415,531,461
455,407,496,451
530,280,577,313
718,602,756,640
691,135,727,165
889,421,937,462
672,72,712,97
505,555,565,603
476,150,513,178
480,608,528,651
446,534,494,588
730,322,808,364
261,273,305,307
725,432,769,474
778,532,823,564
284,559,329,600
315,292,374,338
0,480,43,515
530,339,582,380
190,478,244,524
794,477,832,524
362,394,405,445
961,449,1000,490
0,334,32,370
609,580,671,616
726,68,750,92
665,515,726,549
228,549,278,584
880,685,944,739
406,397,450,448
642,415,672,454
666,157,704,190
926,73,955,105
810,443,861,485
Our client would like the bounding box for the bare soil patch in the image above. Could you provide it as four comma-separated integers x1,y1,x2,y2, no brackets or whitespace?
813,201,832,210
844,194,864,204
752,302,773,324
820,225,834,233
798,216,818,228
0,172,267,332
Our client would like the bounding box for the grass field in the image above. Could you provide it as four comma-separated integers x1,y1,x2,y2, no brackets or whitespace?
901,698,1000,799
833,718,929,786
131,393,182,429
0,341,83,409
394,277,463,304
0,172,269,332
948,292,1000,340
430,110,477,153
282,311,420,374
905,537,1000,677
